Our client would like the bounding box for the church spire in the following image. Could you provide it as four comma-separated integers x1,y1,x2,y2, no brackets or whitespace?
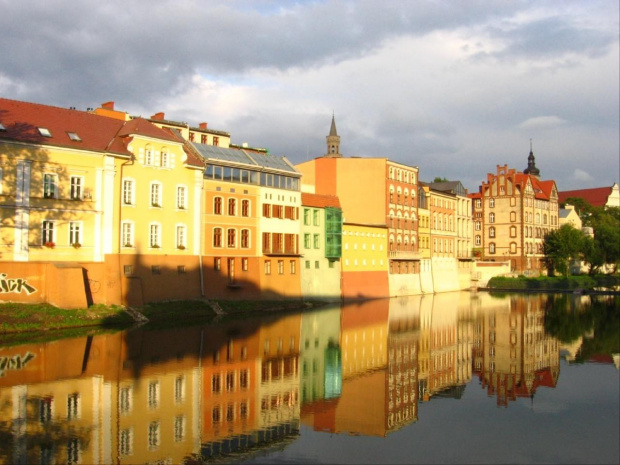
325,113,341,157
524,139,540,177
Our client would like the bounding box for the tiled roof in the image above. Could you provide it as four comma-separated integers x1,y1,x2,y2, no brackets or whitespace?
118,117,180,143
301,192,341,208
558,187,612,207
0,97,129,156
514,174,556,201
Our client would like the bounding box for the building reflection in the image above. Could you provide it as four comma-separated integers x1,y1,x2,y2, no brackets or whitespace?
472,294,560,407
0,293,569,463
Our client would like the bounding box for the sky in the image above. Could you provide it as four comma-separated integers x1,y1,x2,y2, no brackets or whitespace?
1,0,618,192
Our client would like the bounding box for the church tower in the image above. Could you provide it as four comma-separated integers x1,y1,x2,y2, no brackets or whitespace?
523,139,540,178
325,114,341,157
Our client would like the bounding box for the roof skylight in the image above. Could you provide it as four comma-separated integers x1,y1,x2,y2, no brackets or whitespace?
38,127,52,137
0,123,6,131
67,132,82,141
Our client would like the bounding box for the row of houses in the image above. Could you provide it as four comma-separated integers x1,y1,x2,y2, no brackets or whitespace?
0,97,567,307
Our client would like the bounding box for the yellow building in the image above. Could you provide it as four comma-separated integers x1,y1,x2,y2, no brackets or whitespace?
0,98,205,307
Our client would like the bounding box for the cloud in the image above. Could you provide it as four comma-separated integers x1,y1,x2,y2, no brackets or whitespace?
572,169,594,182
518,116,567,129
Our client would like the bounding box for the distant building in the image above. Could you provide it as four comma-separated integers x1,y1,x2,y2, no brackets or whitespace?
559,204,582,229
470,148,559,275
558,182,620,208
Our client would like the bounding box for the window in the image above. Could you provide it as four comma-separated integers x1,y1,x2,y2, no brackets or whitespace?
240,229,250,248
120,386,132,414
241,199,250,217
264,260,271,275
42,221,54,245
148,381,160,409
213,228,222,247
122,222,134,247
489,198,495,208
305,260,310,269
313,209,320,226
489,213,495,223
214,197,222,214
263,203,271,217
67,437,80,465
475,235,481,246
290,260,296,274
70,176,83,200
176,225,186,249
313,234,320,249
304,233,311,249
201,134,207,144
510,242,517,253
228,198,236,215
150,183,162,207
242,258,248,271
67,393,80,420
227,228,236,248
177,186,187,209
123,179,134,205
315,260,320,269
475,221,481,231
213,136,219,146
489,242,496,254
38,127,52,137
489,227,495,238
475,199,481,208
69,222,81,246
161,148,169,167
278,260,284,275
273,233,283,253
119,428,133,456
43,173,57,198
174,415,185,442
510,226,517,238
149,223,161,248
145,145,153,165
303,208,310,225
148,421,160,450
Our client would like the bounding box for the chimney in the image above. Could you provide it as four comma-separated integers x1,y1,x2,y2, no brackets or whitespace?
151,112,165,121
101,101,115,110
199,122,208,130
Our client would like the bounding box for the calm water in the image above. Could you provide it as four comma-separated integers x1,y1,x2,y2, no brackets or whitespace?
1,292,618,464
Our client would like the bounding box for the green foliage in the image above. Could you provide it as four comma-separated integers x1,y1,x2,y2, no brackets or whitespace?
487,274,619,290
433,176,449,183
543,224,585,277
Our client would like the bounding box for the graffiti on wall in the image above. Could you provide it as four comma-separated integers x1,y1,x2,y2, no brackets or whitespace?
0,352,36,377
0,273,37,295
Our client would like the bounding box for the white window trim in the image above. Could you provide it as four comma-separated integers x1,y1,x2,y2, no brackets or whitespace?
176,223,187,249
176,184,188,210
43,172,59,199
150,181,162,208
121,221,135,248
149,222,162,248
122,178,136,206
68,221,83,246
70,175,84,200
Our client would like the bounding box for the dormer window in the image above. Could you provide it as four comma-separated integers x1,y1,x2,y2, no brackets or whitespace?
67,132,81,141
38,128,52,137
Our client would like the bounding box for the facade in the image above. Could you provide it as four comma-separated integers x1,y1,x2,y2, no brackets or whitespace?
471,152,559,275
0,98,205,307
300,192,343,300
295,117,421,298
191,143,303,300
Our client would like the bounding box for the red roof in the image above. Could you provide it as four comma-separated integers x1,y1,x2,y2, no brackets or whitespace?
302,192,341,208
0,97,128,156
558,187,612,207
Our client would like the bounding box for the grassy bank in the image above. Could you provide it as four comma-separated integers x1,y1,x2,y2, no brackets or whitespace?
0,299,320,343
487,274,620,291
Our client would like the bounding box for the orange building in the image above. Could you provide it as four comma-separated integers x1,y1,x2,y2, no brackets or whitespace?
296,117,420,298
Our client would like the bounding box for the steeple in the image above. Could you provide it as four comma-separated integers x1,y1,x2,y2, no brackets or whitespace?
325,113,341,157
523,139,540,177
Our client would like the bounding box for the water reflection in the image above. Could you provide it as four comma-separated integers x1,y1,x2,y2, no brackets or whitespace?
0,292,617,464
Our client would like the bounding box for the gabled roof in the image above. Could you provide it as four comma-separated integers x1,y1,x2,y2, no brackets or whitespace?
302,192,341,209
117,117,181,143
558,186,613,207
0,97,129,156
514,173,556,201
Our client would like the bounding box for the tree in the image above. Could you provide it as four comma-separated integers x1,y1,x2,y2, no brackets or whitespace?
543,224,585,277
433,176,449,183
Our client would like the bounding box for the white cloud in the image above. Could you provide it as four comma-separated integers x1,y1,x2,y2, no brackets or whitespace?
572,169,594,182
518,116,568,129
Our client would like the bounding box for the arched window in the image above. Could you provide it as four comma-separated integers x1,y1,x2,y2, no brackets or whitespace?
489,242,496,254
489,213,495,223
489,227,495,238
227,229,236,247
213,228,222,247
214,197,222,215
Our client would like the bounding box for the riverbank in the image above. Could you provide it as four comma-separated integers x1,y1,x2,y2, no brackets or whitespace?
486,274,620,293
0,299,324,344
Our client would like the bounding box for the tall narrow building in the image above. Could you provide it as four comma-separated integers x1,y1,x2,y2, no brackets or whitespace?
325,114,341,158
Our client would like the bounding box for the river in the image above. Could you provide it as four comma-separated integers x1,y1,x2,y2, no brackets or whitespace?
1,292,618,464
